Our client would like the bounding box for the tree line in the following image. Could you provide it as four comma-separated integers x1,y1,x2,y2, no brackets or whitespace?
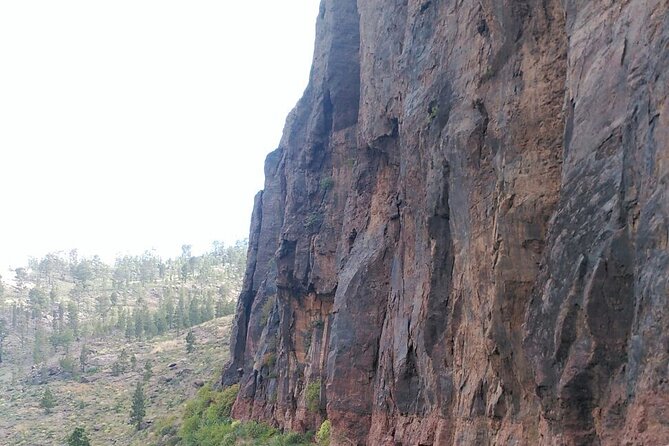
0,240,246,370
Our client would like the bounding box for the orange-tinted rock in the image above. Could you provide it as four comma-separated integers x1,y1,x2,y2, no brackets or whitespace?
224,1,669,445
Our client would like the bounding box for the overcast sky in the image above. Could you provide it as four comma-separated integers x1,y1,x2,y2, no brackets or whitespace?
0,0,320,273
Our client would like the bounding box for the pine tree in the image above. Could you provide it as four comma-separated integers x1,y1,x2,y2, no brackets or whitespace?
33,328,47,365
117,308,126,330
124,316,134,339
67,427,91,446
118,349,129,372
57,302,65,332
154,309,166,335
176,295,185,335
79,345,89,373
51,309,59,332
201,297,214,322
40,387,56,413
185,330,196,354
142,307,155,338
215,298,224,318
143,361,153,382
67,302,79,337
130,381,146,430
188,297,200,327
134,309,143,340
0,318,7,364
165,297,175,329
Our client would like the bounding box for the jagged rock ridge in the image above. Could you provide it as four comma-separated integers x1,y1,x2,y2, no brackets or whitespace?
224,1,669,445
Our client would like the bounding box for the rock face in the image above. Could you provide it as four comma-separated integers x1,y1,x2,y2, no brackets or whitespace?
223,1,669,445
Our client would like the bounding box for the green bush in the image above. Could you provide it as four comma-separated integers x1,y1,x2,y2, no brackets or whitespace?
40,387,56,414
152,415,178,437
66,427,91,446
239,420,278,439
427,103,439,123
179,382,312,446
263,352,277,368
59,356,76,374
179,415,200,446
259,297,275,326
274,431,314,445
218,383,239,419
316,420,331,446
193,422,236,446
320,177,334,191
304,212,323,230
305,380,321,413
181,383,239,446
302,331,312,352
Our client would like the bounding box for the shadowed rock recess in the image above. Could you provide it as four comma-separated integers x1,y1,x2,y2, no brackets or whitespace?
223,1,669,445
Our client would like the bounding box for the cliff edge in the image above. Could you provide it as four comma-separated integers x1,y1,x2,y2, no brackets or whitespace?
224,1,669,445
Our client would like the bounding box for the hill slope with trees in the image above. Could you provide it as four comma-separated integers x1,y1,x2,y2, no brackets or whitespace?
0,241,246,445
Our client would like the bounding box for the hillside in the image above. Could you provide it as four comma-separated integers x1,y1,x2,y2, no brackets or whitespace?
222,1,669,445
0,316,233,446
0,242,247,445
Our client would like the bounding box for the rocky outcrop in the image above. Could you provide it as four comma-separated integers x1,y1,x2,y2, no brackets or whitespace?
223,1,669,445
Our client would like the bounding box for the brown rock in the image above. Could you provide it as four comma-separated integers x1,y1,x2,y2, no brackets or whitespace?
224,1,669,445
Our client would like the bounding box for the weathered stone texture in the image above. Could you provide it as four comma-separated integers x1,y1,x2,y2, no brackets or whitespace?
224,1,669,444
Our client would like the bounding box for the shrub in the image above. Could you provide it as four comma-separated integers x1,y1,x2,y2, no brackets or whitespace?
183,384,213,424
111,361,123,376
40,387,56,414
305,380,321,413
59,355,76,374
180,415,201,446
152,415,178,438
66,427,91,446
179,383,312,446
259,297,275,326
302,331,312,352
304,212,323,230
217,383,240,419
276,431,314,445
427,103,439,123
193,422,235,446
320,177,334,191
239,420,278,440
263,352,277,368
316,420,331,446
181,384,239,446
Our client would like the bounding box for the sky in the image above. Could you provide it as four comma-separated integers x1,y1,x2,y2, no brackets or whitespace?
0,0,320,273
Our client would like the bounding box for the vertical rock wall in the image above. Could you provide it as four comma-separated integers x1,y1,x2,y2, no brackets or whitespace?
224,1,669,445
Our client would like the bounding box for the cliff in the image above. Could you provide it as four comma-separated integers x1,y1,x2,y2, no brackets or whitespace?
223,1,669,445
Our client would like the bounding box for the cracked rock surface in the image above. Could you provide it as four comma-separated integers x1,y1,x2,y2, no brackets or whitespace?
224,1,669,444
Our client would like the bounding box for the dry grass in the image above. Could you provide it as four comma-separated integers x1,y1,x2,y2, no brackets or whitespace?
0,316,233,446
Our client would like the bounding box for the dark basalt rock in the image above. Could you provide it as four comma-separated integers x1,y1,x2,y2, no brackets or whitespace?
224,1,669,445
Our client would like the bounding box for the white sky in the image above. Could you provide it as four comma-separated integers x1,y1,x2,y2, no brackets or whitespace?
0,0,320,273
